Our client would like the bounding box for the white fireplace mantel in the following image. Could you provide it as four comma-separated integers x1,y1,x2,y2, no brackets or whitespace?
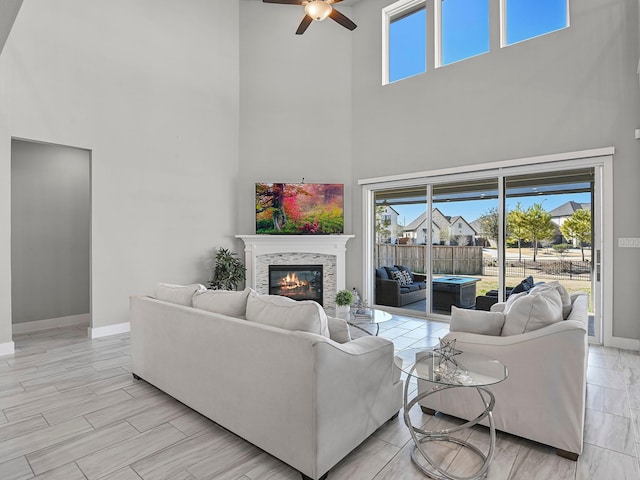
236,235,354,306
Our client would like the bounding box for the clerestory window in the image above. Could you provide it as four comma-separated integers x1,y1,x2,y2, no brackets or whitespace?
387,2,427,83
438,0,489,66
502,0,569,46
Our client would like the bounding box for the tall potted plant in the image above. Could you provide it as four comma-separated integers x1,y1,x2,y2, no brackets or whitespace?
209,247,246,291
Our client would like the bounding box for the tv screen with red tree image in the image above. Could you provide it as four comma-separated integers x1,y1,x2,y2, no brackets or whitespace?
256,183,344,234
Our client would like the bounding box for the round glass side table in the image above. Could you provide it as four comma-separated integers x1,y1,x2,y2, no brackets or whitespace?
397,346,508,480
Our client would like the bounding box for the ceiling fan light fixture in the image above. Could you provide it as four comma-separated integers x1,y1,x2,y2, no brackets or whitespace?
305,0,332,22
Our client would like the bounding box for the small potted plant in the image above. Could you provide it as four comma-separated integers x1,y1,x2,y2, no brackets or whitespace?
335,289,354,315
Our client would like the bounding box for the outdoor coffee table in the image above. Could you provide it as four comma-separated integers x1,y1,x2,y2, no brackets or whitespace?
397,346,508,480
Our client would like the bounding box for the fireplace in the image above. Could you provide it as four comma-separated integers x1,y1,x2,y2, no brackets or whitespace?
269,265,324,306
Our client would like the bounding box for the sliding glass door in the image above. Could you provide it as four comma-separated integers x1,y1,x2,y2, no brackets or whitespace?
368,162,602,341
504,168,597,336
430,179,499,316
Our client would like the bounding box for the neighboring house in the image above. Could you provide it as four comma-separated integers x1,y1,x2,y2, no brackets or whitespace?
403,209,476,245
550,201,591,245
448,215,477,246
376,205,400,243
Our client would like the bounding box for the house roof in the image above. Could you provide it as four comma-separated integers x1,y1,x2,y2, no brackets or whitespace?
449,215,477,234
404,211,427,231
549,201,591,218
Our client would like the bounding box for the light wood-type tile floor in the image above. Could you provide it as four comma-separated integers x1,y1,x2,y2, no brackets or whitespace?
1,318,639,480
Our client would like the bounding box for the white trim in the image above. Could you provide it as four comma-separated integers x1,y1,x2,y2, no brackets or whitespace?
12,313,90,334
433,0,442,68
381,0,426,86
358,147,615,186
601,156,617,349
607,336,640,352
89,322,130,339
499,0,507,48
0,341,15,357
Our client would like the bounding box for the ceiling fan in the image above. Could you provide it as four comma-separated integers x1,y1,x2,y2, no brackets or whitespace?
263,0,357,35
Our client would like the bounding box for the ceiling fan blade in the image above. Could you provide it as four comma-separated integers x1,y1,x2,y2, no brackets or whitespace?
327,0,344,3
262,0,304,5
296,15,313,35
329,8,357,31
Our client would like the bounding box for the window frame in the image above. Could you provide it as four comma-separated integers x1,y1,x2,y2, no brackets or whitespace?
382,0,427,85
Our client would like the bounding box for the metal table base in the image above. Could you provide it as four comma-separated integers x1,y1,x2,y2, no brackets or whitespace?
403,379,497,480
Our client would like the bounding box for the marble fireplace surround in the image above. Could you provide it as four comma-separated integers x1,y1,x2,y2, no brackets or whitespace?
236,235,354,310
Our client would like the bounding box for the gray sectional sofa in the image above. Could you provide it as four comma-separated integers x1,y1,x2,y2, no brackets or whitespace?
130,284,403,480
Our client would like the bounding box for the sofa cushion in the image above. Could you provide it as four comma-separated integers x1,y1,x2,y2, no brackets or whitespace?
193,288,250,318
384,266,400,279
501,287,563,336
510,278,531,295
450,306,505,336
245,292,330,338
154,283,206,306
376,268,390,280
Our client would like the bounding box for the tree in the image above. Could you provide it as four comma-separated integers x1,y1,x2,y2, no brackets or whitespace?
523,203,555,261
478,207,499,246
506,203,528,262
375,205,391,243
560,209,591,261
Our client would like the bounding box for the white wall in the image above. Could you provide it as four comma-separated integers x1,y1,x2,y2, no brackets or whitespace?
350,0,640,340
237,1,353,244
11,140,90,324
0,0,240,343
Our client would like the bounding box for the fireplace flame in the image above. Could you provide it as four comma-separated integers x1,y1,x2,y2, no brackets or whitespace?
279,273,309,291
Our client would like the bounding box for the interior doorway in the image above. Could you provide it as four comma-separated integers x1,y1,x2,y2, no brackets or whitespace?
11,139,91,333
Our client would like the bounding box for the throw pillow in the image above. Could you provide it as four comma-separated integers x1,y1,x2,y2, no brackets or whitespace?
401,270,413,285
539,281,572,319
395,265,414,281
192,288,251,318
326,316,352,343
245,291,330,338
450,306,505,336
154,283,206,307
391,270,411,286
501,287,563,336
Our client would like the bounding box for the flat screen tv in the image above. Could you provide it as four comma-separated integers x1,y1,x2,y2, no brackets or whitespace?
256,183,344,234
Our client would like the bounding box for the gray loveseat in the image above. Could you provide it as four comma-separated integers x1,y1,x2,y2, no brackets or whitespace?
375,265,427,307
130,284,403,480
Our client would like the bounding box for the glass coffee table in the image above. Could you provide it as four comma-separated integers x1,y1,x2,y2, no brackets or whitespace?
346,308,391,336
397,346,508,480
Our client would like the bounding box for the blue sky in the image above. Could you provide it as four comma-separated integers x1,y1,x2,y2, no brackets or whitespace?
389,0,567,81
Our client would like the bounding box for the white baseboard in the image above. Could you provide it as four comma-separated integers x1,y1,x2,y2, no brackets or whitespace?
89,322,130,339
0,341,15,357
12,313,90,334
606,336,640,352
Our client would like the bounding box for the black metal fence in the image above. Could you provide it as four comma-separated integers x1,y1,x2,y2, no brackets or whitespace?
483,258,591,281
